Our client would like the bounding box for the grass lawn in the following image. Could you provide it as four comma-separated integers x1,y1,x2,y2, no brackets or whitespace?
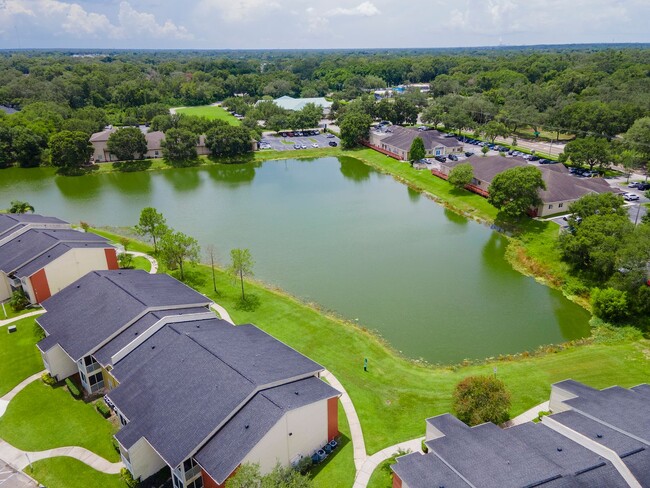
0,316,44,396
130,255,152,273
368,458,396,488
312,400,355,488
0,305,40,321
175,105,241,126
0,381,119,461
95,229,650,455
24,457,125,488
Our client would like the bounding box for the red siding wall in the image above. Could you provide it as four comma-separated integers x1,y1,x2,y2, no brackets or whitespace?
392,473,403,488
30,268,51,303
201,466,238,488
105,248,119,270
328,397,339,441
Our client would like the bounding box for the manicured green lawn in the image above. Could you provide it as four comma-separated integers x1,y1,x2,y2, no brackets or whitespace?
368,458,395,488
0,381,119,461
312,400,355,488
175,105,241,125
24,457,125,488
0,316,44,396
0,305,40,321
130,255,152,272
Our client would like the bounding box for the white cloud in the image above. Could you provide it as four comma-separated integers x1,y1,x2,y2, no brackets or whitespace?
327,1,380,17
196,0,280,22
117,2,192,40
0,0,191,40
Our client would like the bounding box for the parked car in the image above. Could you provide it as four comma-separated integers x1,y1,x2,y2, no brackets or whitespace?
293,144,301,149
301,144,307,149
465,151,474,157
637,183,650,190
312,143,319,148
328,141,338,147
326,133,335,138
448,154,458,161
529,155,540,161
624,193,640,201
627,182,639,188
434,155,447,163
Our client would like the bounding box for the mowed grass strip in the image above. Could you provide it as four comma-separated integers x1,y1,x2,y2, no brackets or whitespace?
0,316,44,396
93,229,650,454
175,105,241,125
24,457,125,488
0,381,119,461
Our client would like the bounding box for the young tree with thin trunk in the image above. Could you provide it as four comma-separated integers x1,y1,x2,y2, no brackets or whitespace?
8,201,35,213
228,248,254,300
159,230,200,281
206,244,219,295
135,207,167,253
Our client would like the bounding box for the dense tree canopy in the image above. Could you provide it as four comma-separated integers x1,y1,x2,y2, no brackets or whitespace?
107,127,147,161
49,130,93,171
487,166,546,218
161,128,198,165
448,163,474,189
453,375,511,426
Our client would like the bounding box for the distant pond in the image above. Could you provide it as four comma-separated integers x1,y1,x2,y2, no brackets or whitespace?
0,156,591,363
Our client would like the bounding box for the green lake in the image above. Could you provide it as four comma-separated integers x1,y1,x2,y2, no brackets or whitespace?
0,156,591,363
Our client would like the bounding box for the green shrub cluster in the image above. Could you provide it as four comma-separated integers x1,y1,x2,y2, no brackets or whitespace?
95,400,111,418
41,372,57,386
65,377,81,398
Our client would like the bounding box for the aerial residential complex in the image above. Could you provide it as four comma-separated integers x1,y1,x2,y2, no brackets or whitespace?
35,268,340,487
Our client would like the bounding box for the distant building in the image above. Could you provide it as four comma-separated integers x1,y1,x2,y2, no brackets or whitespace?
436,156,616,217
0,214,117,304
89,128,210,163
392,380,650,488
368,126,464,160
272,96,332,113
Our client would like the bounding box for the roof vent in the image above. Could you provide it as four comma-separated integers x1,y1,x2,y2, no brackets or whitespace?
47,255,51,258
597,434,603,438
196,325,200,328
557,447,563,452
294,391,299,395
76,285,80,289
245,424,249,429
134,332,138,336
151,345,156,350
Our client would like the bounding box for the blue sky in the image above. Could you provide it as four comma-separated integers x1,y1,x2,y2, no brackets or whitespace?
0,0,648,49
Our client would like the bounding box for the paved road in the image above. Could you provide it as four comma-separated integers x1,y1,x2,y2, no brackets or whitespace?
494,135,566,157
0,460,39,488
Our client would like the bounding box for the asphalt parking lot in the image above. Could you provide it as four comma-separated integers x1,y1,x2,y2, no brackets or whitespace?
0,460,39,487
260,133,340,152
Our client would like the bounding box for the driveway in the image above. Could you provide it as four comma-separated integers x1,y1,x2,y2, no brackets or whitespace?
260,132,340,152
0,460,39,487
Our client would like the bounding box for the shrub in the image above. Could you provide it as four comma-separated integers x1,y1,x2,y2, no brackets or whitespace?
563,278,589,298
80,221,90,232
96,400,111,418
452,375,511,426
447,163,473,189
41,372,57,386
120,468,138,488
591,287,630,324
118,253,134,269
9,290,29,311
421,440,429,453
65,377,82,398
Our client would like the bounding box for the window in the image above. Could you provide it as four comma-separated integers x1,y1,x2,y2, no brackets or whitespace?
89,372,103,386
189,477,203,488
80,371,87,385
559,203,564,208
84,356,94,367
172,473,183,488
548,205,553,210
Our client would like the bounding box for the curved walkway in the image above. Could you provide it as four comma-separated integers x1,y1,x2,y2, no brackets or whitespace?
210,303,234,324
126,251,158,274
0,372,44,418
0,310,45,328
321,370,367,471
353,436,424,488
0,440,122,474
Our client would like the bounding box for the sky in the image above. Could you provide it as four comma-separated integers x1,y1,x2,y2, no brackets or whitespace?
0,0,649,50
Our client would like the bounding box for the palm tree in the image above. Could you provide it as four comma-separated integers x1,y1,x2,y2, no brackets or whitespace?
8,201,35,213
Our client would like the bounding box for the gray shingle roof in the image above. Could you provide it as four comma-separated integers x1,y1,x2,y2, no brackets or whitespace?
411,414,627,488
107,317,328,469
0,214,68,240
0,228,109,275
391,451,471,488
196,377,339,484
553,379,650,443
37,270,209,361
381,126,462,152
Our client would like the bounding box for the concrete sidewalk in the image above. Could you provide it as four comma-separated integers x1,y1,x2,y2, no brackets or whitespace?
321,370,367,471
0,310,45,328
0,440,123,475
353,437,424,488
0,372,45,418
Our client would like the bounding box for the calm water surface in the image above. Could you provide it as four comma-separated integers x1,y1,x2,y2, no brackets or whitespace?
0,157,591,363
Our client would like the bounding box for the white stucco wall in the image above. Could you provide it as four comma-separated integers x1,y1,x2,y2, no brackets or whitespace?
0,274,11,302
128,437,166,481
38,247,110,296
42,344,77,380
242,399,329,475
